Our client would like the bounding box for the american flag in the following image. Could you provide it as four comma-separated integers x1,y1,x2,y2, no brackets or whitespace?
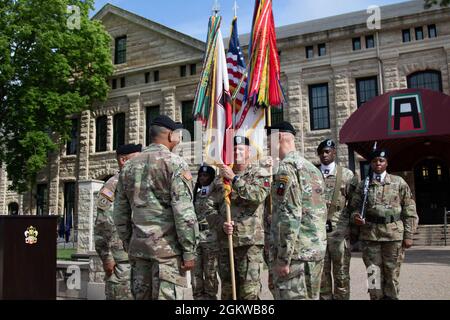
226,17,247,111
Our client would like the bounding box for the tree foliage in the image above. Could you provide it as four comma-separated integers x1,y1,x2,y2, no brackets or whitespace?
424,0,450,8
0,0,113,192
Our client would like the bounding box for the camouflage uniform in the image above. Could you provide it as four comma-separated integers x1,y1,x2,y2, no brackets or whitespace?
191,183,220,300
270,151,327,300
350,173,418,300
113,143,199,300
320,165,359,300
94,173,132,300
206,164,271,300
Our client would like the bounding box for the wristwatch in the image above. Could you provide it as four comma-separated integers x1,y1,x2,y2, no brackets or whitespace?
232,175,240,185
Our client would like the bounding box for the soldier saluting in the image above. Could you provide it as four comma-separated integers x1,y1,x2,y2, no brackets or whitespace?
113,115,199,300
351,149,418,300
317,139,358,300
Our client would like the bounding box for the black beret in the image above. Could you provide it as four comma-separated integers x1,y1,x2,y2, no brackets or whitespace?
234,136,250,146
317,139,336,153
370,149,389,161
116,144,142,156
266,121,296,136
198,165,216,178
151,115,184,131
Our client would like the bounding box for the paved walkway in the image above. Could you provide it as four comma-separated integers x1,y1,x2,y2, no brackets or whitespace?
186,246,450,300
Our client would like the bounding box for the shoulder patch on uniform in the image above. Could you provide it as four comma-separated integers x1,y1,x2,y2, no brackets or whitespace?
97,195,112,211
100,187,114,201
277,182,287,196
278,175,290,184
182,170,192,181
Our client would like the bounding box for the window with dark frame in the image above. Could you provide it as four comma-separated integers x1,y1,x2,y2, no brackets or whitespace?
309,83,330,131
154,70,160,82
112,79,117,89
66,118,78,155
181,100,194,138
63,182,75,233
270,107,284,126
352,37,361,51
305,46,314,59
145,72,150,84
120,77,125,88
36,184,48,216
318,43,326,56
190,64,197,75
428,24,437,38
407,70,443,92
95,116,107,152
356,76,379,108
415,26,424,40
113,113,125,150
146,106,160,146
114,36,127,64
402,29,411,42
180,65,187,77
365,35,375,49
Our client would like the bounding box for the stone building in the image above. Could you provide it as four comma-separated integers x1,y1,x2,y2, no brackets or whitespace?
1,1,449,243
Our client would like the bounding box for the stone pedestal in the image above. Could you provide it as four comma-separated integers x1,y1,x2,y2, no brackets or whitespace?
76,180,104,253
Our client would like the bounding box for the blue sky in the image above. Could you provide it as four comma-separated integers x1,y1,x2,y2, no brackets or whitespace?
92,0,408,41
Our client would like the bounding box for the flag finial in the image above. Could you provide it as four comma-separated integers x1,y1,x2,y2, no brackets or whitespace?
212,0,220,15
233,0,239,17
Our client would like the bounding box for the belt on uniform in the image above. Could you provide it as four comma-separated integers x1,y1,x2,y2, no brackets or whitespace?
365,215,401,224
199,224,208,232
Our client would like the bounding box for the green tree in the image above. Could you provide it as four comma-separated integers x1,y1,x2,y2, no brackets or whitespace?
424,0,450,8
0,0,113,193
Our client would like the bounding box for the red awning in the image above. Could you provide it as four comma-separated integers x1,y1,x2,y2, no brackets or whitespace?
340,89,450,171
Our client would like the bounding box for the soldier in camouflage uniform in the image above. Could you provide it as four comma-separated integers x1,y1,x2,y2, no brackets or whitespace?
351,149,418,300
191,165,219,300
268,122,327,300
213,136,271,300
113,115,199,300
317,139,359,300
94,143,142,300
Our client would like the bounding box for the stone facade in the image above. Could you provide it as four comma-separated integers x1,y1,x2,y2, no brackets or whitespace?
1,2,449,231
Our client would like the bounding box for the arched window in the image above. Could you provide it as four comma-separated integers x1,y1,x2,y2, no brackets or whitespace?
407,70,442,92
8,202,19,216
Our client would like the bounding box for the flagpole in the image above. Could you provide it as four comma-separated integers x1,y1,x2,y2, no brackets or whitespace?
213,0,237,301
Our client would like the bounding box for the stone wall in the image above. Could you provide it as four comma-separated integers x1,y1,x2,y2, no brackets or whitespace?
1,4,449,230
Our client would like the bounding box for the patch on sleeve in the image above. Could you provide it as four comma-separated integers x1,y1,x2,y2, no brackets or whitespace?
97,195,112,211
100,187,114,201
182,170,193,181
278,175,290,184
264,178,271,188
277,182,286,196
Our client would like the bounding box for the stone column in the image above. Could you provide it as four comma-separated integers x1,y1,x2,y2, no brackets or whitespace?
161,86,177,120
127,93,141,144
78,111,91,181
445,47,450,95
48,152,60,215
285,71,304,154
76,180,104,254
382,57,400,92
332,65,352,167
0,167,6,214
